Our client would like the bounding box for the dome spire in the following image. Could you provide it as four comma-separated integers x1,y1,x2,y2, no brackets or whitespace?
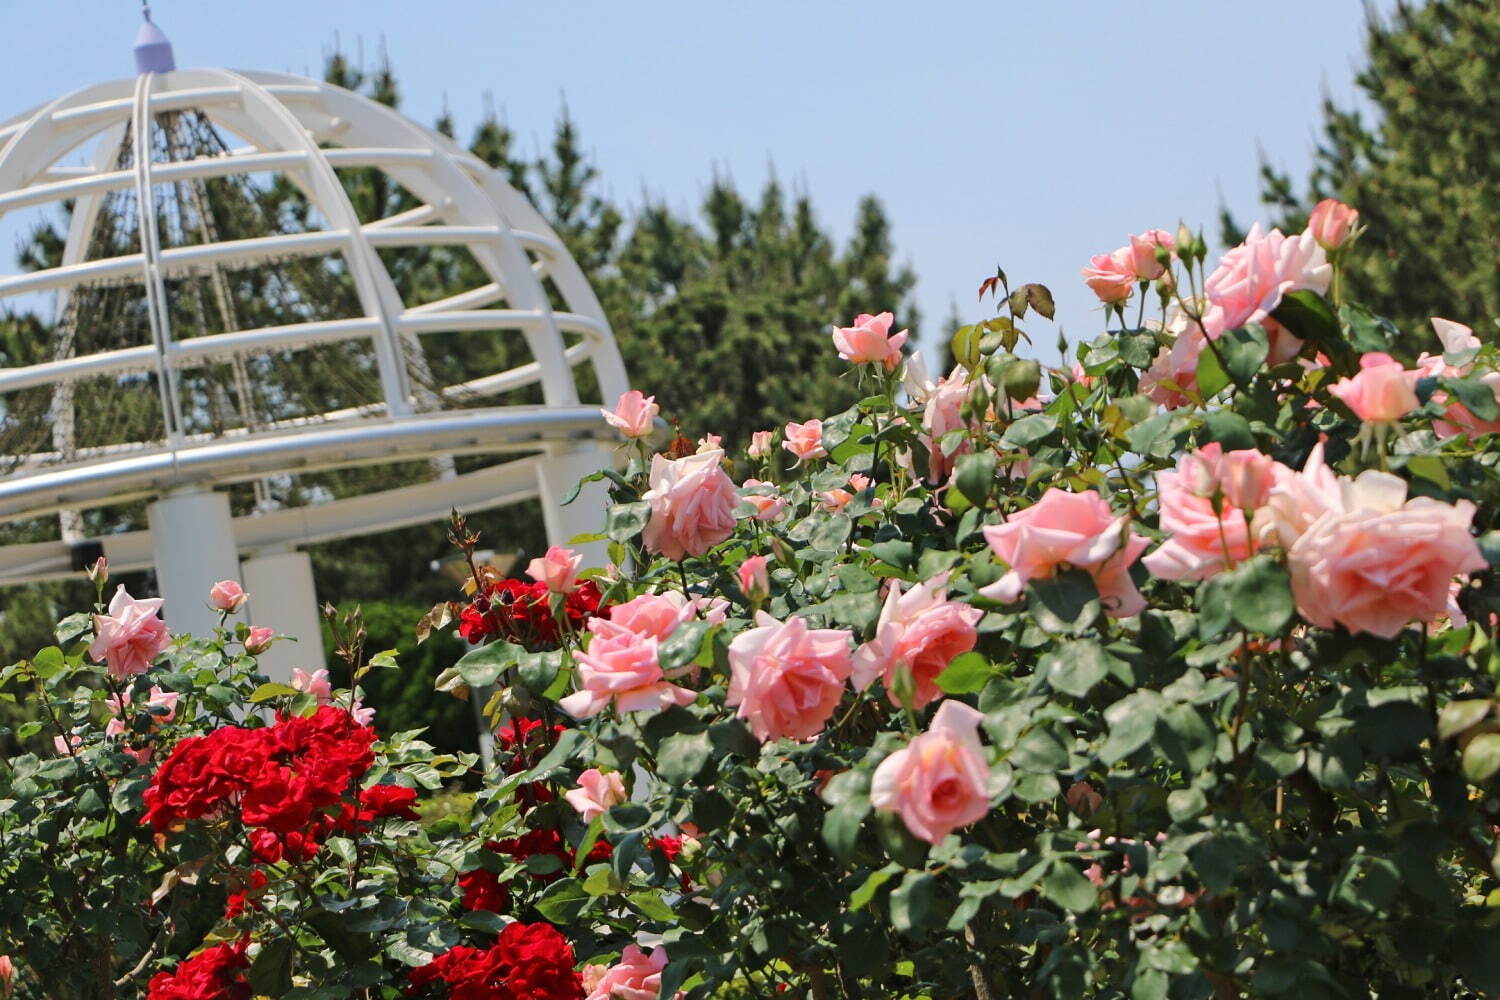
133,2,176,74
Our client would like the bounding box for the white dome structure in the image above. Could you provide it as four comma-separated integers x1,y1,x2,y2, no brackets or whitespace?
0,20,629,676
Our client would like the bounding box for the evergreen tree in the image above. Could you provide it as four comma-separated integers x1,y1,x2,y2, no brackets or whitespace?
1235,0,1500,342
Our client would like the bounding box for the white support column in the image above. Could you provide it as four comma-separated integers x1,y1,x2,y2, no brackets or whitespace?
535,440,616,569
241,547,326,685
147,488,241,640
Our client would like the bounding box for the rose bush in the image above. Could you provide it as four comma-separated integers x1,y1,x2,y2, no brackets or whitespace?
5,201,1500,998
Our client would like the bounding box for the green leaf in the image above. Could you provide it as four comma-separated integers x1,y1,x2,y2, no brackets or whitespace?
535,877,591,924
822,795,871,866
603,802,652,834
1203,410,1254,451
1009,726,1069,773
656,731,713,784
1438,699,1493,741
248,681,300,704
1339,302,1399,354
810,514,853,553
1100,692,1164,764
605,501,652,543
1219,324,1271,385
454,641,522,688
517,651,563,696
850,863,902,911
1026,570,1100,634
1447,375,1500,422
954,451,998,507
1167,788,1207,822
30,646,65,679
1041,862,1097,912
1000,413,1057,449
627,891,676,922
1040,638,1113,698
1195,343,1229,399
1462,733,1500,783
1227,555,1293,634
1273,290,1340,346
659,620,712,671
868,540,915,572
516,728,585,783
890,871,936,932
248,936,294,996
936,651,996,695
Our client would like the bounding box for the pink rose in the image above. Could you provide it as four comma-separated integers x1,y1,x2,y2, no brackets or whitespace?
1435,372,1500,440
1143,445,1286,582
603,390,659,439
748,430,774,458
609,590,726,642
979,489,1148,618
740,479,789,522
560,618,696,718
1252,442,1343,551
350,697,376,727
1139,306,1208,409
1069,363,1098,389
727,612,853,742
104,685,179,737
1327,352,1419,423
921,370,988,482
696,434,723,454
244,626,275,655
1418,318,1481,379
526,545,584,594
291,667,333,704
870,700,994,845
738,555,770,603
53,733,81,756
1127,229,1175,280
88,586,172,678
818,488,854,513
782,420,827,463
1081,247,1135,304
1202,223,1329,364
564,767,628,822
208,580,248,613
832,311,909,370
1287,470,1486,638
1306,198,1358,251
583,945,683,1000
642,449,739,561
0,955,12,1000
851,574,982,709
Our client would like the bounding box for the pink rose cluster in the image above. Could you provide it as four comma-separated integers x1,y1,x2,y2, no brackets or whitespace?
1144,443,1285,581
1081,229,1175,304
980,489,1148,618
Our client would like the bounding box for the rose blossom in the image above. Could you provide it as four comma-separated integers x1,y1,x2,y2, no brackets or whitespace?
526,545,583,594
832,311,909,369
208,580,248,613
782,419,827,463
696,434,723,454
88,586,172,677
291,667,333,704
1081,247,1135,304
1201,223,1329,364
851,574,982,708
1144,445,1286,582
1327,352,1419,423
1306,198,1358,250
979,489,1148,617
642,449,738,561
560,618,696,719
739,479,789,522
583,945,683,1000
1139,304,1208,409
0,955,12,1000
1127,229,1175,280
1435,371,1500,440
727,612,853,742
602,389,659,439
104,685,179,736
1285,468,1486,639
748,430,774,458
608,590,726,642
564,768,628,822
1419,318,1482,379
738,555,771,603
871,700,995,844
244,626,275,655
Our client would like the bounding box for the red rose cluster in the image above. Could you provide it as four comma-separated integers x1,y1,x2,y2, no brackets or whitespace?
142,706,387,861
407,922,582,1000
457,830,613,914
145,939,252,1000
457,578,605,649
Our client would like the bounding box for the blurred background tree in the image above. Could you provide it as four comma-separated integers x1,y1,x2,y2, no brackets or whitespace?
1227,0,1499,344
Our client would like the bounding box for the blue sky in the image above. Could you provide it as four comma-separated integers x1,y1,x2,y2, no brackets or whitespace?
0,0,1389,363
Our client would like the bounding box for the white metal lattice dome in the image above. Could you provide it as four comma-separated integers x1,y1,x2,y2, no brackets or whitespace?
0,25,630,670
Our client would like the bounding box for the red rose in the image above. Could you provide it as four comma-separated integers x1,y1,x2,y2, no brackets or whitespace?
145,939,252,1000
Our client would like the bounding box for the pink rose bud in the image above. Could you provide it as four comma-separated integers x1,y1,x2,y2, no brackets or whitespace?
748,430,774,458
53,733,81,756
1127,229,1175,280
602,389,660,439
727,612,853,742
1307,198,1358,250
208,579,248,613
291,667,333,704
1327,352,1420,423
1080,247,1135,304
870,700,996,844
1179,448,1221,498
1217,448,1278,511
87,556,108,584
244,626,275,655
832,311,909,370
564,767,628,822
642,450,739,561
849,474,873,493
696,433,723,454
817,488,854,513
782,419,827,463
740,479,788,523
738,555,771,603
0,955,13,999
526,545,584,594
88,585,172,678
350,697,376,727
